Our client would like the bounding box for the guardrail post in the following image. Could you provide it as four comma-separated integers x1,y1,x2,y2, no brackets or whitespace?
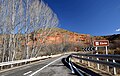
106,59,109,72
95,47,100,70
106,46,109,72
97,58,100,70
96,52,100,70
11,64,13,68
17,63,19,66
82,56,84,63
113,59,117,75
87,57,90,67
0,66,2,70
78,56,80,62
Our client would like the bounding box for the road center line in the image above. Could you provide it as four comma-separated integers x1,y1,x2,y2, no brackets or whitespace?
23,71,32,75
29,56,65,76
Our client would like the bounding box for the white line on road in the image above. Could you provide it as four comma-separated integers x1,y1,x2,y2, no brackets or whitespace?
23,71,32,75
29,56,65,76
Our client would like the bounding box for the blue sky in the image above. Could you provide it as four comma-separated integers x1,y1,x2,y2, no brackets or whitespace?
44,0,120,36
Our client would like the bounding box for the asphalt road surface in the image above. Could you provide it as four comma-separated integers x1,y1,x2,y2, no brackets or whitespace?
0,55,77,76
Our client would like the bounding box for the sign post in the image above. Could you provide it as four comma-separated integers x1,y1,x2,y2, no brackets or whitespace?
93,40,109,54
93,40,109,71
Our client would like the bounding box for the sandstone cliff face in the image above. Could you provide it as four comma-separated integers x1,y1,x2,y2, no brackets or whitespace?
27,28,92,46
44,33,91,44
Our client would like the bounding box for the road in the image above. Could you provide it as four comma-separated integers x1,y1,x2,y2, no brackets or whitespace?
0,55,77,76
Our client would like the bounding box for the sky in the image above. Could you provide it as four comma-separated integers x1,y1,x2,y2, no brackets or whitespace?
44,0,120,36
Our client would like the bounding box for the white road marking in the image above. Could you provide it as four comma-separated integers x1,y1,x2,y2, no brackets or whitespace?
29,56,65,76
23,71,32,75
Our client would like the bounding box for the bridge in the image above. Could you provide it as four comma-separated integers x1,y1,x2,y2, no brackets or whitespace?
0,52,120,76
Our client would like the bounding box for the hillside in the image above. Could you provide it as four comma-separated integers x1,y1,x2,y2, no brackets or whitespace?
103,34,120,41
94,34,120,40
33,28,92,45
0,27,119,61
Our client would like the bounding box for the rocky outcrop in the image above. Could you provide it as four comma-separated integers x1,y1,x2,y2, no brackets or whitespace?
27,28,92,46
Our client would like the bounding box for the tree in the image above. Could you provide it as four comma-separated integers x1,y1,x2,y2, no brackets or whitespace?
0,0,59,62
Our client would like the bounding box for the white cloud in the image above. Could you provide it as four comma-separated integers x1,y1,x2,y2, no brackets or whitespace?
116,28,120,32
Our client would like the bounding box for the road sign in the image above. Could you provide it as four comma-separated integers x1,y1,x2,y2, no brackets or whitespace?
93,40,109,47
82,47,95,51
93,40,109,70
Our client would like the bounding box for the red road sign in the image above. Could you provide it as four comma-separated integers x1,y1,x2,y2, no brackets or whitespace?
93,40,109,47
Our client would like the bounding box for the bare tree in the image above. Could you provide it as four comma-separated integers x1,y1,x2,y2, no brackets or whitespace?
0,0,59,62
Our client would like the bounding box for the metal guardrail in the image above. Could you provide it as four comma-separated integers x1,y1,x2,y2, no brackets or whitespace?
72,55,120,68
0,52,75,70
0,54,63,70
70,53,120,75
64,57,85,76
0,56,49,66
73,53,120,60
65,55,101,76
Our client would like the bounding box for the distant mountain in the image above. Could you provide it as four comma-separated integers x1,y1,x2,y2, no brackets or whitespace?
103,34,120,41
94,34,120,41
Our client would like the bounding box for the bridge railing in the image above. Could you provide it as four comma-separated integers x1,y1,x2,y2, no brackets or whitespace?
0,54,63,70
71,53,120,75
